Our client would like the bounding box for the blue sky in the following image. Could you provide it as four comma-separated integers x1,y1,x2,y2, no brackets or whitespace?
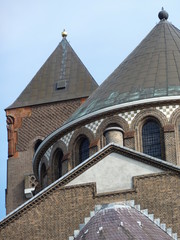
0,0,179,220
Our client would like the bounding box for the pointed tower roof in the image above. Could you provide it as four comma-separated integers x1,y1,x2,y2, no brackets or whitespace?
7,31,98,109
68,9,180,122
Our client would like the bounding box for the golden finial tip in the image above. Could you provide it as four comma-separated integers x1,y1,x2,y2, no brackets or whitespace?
62,29,68,38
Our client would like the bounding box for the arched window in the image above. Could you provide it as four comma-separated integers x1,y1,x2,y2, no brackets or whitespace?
34,139,43,153
53,149,63,180
142,119,163,159
41,163,47,189
79,138,90,163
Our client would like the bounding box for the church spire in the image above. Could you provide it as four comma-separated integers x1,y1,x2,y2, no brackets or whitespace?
7,32,98,110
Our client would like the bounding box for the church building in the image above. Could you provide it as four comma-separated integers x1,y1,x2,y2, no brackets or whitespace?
0,8,180,239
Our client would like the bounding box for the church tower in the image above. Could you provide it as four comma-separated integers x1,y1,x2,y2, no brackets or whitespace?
5,31,98,213
1,9,180,239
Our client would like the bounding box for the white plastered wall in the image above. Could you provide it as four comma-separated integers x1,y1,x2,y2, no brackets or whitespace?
66,152,163,194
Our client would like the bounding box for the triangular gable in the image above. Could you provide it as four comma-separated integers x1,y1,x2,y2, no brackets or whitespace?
1,143,180,225
66,151,163,193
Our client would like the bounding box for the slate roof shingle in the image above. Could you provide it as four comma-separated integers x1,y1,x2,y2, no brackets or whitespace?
75,204,174,239
7,37,98,109
68,19,180,122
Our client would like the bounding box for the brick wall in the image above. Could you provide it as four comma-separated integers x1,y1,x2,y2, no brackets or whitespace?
17,100,82,151
6,151,34,214
164,131,177,164
1,172,180,239
6,99,83,213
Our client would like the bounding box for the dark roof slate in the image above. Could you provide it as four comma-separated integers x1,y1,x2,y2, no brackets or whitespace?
68,19,180,122
7,38,98,109
75,205,173,239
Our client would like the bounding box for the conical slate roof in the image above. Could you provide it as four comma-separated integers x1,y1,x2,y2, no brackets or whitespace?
68,15,180,122
75,205,173,239
7,36,98,109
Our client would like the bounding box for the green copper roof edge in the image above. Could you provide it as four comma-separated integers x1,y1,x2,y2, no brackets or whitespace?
33,95,180,178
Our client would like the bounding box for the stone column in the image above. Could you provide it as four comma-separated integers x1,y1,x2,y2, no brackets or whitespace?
104,127,124,146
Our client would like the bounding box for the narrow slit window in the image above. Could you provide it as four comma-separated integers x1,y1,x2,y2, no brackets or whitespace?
79,138,90,163
53,149,63,180
41,164,48,189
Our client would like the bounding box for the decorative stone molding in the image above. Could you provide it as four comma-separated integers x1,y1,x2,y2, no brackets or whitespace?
6,107,32,153
68,127,95,152
6,115,15,157
156,105,179,120
169,106,180,124
48,140,68,182
96,115,129,137
60,131,74,147
49,140,67,165
28,136,44,148
124,130,135,139
44,146,53,161
85,119,104,135
119,110,141,126
163,124,175,132
68,127,95,167
131,108,168,130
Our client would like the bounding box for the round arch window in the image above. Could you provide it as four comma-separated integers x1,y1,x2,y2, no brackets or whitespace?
142,119,164,159
41,163,47,188
53,149,63,180
79,138,90,163
34,139,43,153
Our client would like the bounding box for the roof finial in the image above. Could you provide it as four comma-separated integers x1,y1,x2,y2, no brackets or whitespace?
158,7,169,21
62,29,68,38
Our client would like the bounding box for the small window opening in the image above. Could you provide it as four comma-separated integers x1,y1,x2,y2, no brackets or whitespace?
56,80,66,90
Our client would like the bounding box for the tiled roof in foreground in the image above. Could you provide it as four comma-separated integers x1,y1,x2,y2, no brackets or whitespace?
7,34,98,109
75,204,174,239
68,10,180,122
